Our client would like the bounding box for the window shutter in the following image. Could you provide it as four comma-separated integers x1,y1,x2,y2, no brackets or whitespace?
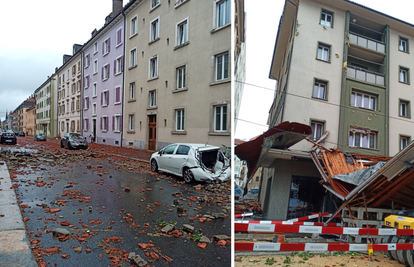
102,42,104,54
120,116,122,130
114,60,116,75
108,63,110,78
107,91,109,105
87,98,90,109
121,56,124,72
106,117,109,131
101,67,104,80
101,93,103,106
86,119,89,131
112,116,115,131
108,38,111,53
100,117,102,130
117,29,121,45
116,87,120,102
87,76,90,88
82,119,84,129
88,55,90,66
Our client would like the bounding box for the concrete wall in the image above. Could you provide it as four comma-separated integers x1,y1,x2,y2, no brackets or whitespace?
261,158,321,221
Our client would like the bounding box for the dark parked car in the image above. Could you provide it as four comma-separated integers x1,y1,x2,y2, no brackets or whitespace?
18,132,25,136
0,132,17,145
60,133,88,150
34,133,46,141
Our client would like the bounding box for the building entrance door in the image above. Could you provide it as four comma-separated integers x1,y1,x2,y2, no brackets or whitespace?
148,115,156,151
92,119,96,143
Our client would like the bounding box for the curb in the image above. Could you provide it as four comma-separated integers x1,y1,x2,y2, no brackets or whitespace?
0,159,37,267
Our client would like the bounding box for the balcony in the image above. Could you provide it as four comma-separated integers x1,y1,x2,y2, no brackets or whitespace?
347,66,385,86
349,32,385,54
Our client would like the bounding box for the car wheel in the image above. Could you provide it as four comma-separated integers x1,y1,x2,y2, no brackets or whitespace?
68,142,73,150
60,141,64,148
183,168,194,183
151,159,158,172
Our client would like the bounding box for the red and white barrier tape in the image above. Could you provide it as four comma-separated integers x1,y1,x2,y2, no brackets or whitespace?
235,220,341,227
234,212,253,218
312,213,341,218
235,223,411,236
235,242,412,252
287,212,330,222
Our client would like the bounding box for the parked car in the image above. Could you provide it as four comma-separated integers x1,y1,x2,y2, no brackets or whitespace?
150,143,230,183
18,132,25,136
0,131,17,145
34,133,46,141
60,133,88,150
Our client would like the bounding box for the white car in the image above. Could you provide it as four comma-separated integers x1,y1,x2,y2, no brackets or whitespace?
150,143,230,183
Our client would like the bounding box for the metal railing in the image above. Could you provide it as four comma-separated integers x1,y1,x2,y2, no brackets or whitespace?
349,32,385,54
346,66,385,86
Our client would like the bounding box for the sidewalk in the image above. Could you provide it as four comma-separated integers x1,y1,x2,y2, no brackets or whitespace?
0,157,37,267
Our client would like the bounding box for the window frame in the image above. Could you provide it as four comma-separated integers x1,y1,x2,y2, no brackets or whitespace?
129,82,136,100
128,114,135,131
102,90,109,107
175,109,185,131
130,16,138,37
102,115,108,132
349,127,377,149
149,55,158,79
93,42,98,54
92,103,97,116
116,27,123,47
176,65,187,90
312,78,328,100
176,18,189,47
215,0,230,29
309,120,325,141
350,90,377,111
399,99,411,118
151,0,160,9
130,48,137,68
149,90,157,108
316,42,331,62
94,59,98,74
215,52,229,81
399,66,410,84
116,56,123,75
399,36,409,53
93,83,97,98
150,17,160,43
103,38,110,56
400,135,411,151
320,8,334,28
213,105,228,132
103,64,109,81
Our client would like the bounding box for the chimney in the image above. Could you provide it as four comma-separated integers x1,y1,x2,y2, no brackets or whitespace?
112,0,123,17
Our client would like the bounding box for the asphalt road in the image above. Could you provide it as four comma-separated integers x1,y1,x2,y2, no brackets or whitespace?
3,137,231,266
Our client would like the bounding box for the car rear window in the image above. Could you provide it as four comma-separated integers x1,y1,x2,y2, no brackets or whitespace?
3,133,14,137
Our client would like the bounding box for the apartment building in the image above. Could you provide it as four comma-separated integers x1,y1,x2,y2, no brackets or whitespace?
122,0,231,151
14,98,35,133
35,74,58,138
268,0,414,157
82,0,125,146
25,106,36,136
56,45,83,137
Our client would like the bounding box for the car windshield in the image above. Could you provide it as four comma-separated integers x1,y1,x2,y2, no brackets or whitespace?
3,133,14,137
38,134,45,137
70,134,84,139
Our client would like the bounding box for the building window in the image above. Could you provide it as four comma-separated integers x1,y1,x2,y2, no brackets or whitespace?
94,42,98,54
176,66,186,89
72,65,76,76
351,91,377,110
71,121,75,132
84,76,90,89
400,67,409,84
401,136,410,150
102,91,108,106
176,19,188,46
149,56,158,79
313,80,327,100
130,82,136,100
84,118,89,131
317,43,330,62
76,98,80,111
131,16,138,36
151,0,160,9
85,54,90,68
215,52,229,81
175,109,185,131
399,37,409,53
94,59,98,74
102,116,108,131
93,103,97,115
116,56,123,74
71,83,76,94
116,28,122,46
150,18,159,41
130,49,137,67
216,0,230,28
310,121,324,141
214,105,227,132
149,91,156,107
349,128,376,149
103,64,109,80
129,115,135,131
77,81,81,92
320,9,333,28
93,83,97,97
399,100,410,118
84,97,89,110
103,38,110,55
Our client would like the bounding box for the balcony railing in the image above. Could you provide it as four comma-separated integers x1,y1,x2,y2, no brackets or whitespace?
347,66,385,86
349,32,385,54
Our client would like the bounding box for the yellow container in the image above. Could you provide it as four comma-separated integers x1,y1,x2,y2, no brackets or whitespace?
384,215,414,229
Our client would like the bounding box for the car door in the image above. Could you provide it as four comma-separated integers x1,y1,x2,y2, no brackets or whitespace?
157,144,177,173
62,133,69,146
169,145,191,175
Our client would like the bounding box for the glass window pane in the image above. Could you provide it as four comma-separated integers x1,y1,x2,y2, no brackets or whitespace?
356,94,362,107
351,92,355,106
371,97,376,110
313,84,319,98
369,133,375,149
361,134,368,148
355,133,361,147
316,124,322,140
349,133,353,146
215,107,221,130
223,106,227,131
363,95,369,108
317,47,323,59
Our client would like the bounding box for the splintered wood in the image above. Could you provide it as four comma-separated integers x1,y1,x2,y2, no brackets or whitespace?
320,149,366,177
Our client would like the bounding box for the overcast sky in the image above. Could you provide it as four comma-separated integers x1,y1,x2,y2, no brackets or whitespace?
0,0,129,122
235,0,414,141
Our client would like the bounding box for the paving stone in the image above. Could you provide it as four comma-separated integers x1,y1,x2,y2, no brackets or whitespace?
161,224,175,233
182,224,194,233
130,255,148,267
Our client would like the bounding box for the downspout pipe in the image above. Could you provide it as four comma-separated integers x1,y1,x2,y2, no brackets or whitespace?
121,8,126,147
